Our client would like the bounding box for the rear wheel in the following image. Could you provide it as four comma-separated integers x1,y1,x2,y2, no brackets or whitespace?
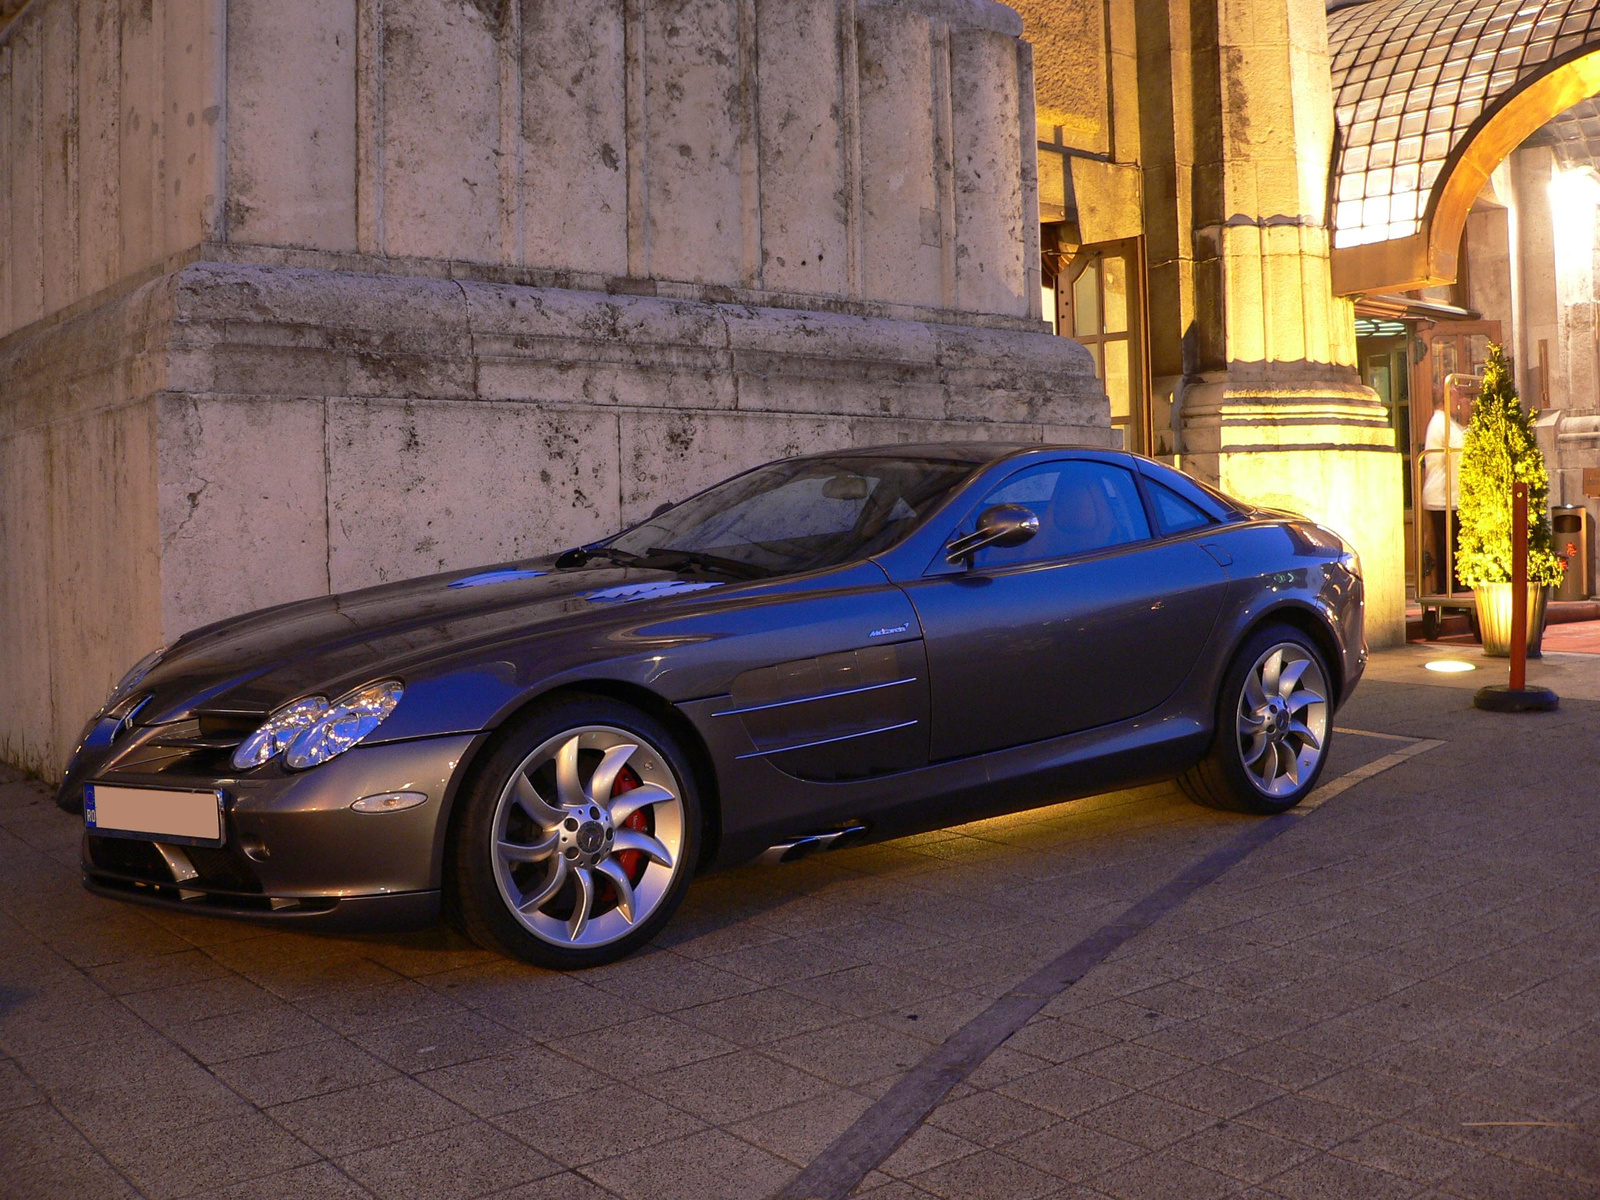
446,697,700,968
1179,626,1332,815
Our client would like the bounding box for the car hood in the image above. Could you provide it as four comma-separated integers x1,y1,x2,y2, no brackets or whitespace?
133,559,746,722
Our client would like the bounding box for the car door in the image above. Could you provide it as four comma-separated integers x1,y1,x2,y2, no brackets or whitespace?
899,456,1230,761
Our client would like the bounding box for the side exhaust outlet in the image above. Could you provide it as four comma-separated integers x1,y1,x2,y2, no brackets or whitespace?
758,824,868,865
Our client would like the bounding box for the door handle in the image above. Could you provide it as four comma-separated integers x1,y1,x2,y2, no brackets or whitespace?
1200,542,1233,567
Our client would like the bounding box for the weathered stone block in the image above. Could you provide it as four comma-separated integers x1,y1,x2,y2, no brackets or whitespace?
0,427,55,774
227,0,357,251
641,0,748,285
519,0,628,276
856,6,943,310
77,0,122,298
950,30,1026,317
325,397,623,590
381,0,502,262
4,0,1046,339
755,0,850,296
40,0,78,315
157,394,332,636
8,16,44,330
45,401,164,769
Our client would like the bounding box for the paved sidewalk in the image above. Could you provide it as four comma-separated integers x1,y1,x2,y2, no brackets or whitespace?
2,647,1598,1200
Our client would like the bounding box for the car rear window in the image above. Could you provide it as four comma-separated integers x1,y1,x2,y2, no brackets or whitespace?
1139,462,1239,522
1147,479,1214,534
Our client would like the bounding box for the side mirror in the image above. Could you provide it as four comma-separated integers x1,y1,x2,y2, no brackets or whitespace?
649,501,673,519
945,504,1040,564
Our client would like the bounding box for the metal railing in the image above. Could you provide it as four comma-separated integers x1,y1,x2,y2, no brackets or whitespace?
1413,443,1464,605
1413,372,1480,610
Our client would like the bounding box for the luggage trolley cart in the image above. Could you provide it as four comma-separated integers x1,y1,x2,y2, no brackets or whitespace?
1413,372,1478,640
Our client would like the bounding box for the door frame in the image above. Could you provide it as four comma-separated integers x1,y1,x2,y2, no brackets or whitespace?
1056,237,1154,456
1408,319,1501,604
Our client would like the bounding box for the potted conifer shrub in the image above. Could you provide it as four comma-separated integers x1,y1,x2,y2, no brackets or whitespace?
1456,344,1564,656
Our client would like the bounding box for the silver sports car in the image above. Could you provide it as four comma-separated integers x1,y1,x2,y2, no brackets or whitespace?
62,444,1364,967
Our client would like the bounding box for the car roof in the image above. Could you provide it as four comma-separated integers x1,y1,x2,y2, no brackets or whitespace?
799,443,1247,519
797,442,1121,465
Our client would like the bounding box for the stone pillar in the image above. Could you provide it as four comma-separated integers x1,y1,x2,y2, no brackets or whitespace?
1138,0,1404,644
0,0,1111,778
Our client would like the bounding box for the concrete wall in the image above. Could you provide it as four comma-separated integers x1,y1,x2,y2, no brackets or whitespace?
1,0,1041,339
0,0,225,337
0,257,1107,775
0,0,1109,777
0,274,172,775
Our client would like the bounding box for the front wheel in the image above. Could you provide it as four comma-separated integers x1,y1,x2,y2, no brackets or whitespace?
1179,626,1333,815
446,697,701,968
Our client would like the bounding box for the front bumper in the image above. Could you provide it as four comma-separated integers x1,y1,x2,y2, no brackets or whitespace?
76,732,480,927
82,875,441,931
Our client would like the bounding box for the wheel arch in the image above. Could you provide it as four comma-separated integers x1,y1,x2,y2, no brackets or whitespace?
1234,602,1347,709
442,679,724,878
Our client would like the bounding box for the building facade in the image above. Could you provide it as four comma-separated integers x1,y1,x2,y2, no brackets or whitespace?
8,0,1597,777
1016,0,1406,660
1325,0,1600,602
0,0,1110,775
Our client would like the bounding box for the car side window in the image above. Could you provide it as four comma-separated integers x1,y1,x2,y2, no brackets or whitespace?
1147,479,1214,535
967,461,1151,567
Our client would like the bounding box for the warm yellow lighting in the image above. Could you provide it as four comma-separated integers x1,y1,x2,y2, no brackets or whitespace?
1548,165,1600,241
1424,659,1476,673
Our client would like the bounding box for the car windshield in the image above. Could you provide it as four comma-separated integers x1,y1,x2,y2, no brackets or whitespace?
603,455,978,577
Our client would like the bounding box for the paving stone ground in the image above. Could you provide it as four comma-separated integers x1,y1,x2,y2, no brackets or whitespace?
2,644,1598,1200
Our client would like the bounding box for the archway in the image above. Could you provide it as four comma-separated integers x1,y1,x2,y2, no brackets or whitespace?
1326,0,1600,294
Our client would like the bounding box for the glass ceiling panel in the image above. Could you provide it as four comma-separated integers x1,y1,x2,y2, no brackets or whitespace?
1328,0,1600,247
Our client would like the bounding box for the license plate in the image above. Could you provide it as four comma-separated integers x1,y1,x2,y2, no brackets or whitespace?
84,783,224,846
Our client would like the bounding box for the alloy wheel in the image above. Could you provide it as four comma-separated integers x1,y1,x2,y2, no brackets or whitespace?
1236,643,1329,798
490,725,686,949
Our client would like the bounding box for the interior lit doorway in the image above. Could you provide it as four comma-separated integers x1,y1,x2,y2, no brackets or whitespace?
1042,229,1152,455
1406,321,1498,612
1411,322,1499,452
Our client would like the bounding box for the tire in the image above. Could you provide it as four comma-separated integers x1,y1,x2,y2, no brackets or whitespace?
445,695,702,968
1179,624,1334,815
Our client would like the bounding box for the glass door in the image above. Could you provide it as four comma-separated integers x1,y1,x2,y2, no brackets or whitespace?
1058,239,1150,455
1409,320,1500,602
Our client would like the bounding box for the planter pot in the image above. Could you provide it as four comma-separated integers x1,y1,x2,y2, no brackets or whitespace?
1474,583,1549,657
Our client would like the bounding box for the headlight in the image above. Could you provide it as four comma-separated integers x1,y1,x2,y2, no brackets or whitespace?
1338,538,1362,579
231,696,330,771
284,681,403,770
105,646,167,711
1297,523,1362,580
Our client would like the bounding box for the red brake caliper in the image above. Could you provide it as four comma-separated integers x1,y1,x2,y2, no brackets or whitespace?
612,766,650,884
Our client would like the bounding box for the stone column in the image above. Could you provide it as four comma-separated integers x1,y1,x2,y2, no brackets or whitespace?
1136,0,1404,644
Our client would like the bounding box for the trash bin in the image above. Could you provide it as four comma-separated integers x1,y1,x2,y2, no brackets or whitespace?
1553,504,1594,601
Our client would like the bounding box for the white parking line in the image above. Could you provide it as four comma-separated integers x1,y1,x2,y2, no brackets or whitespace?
1298,735,1445,813
1333,725,1429,742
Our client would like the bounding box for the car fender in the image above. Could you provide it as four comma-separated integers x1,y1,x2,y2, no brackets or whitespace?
1217,592,1354,709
